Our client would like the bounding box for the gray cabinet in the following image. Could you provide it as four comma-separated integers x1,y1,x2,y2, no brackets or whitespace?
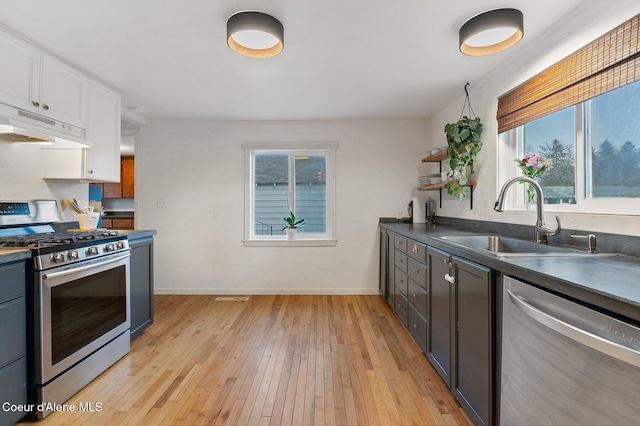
129,236,154,338
0,260,28,425
427,247,493,426
379,228,389,300
380,229,395,308
386,232,429,353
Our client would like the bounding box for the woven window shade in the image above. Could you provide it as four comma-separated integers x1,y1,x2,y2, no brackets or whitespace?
497,14,640,134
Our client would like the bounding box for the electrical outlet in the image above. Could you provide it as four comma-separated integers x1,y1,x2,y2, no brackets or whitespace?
157,198,168,208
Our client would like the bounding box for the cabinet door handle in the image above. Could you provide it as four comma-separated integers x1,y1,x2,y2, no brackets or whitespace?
412,244,418,253
412,269,419,274
399,259,404,263
413,323,419,329
42,104,49,110
32,101,40,107
444,274,456,285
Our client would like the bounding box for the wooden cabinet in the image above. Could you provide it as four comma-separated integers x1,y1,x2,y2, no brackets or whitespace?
129,236,154,338
103,156,134,198
427,247,493,426
101,218,134,230
0,26,87,127
84,79,121,182
0,260,28,425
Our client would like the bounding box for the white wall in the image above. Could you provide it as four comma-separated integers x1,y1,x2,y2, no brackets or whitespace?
135,120,428,294
0,142,88,221
426,2,640,236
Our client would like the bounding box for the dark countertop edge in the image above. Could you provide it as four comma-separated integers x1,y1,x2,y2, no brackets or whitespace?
120,230,157,240
0,248,32,263
379,221,640,325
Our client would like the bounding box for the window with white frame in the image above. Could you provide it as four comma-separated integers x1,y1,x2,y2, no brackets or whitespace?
243,142,337,245
498,80,640,215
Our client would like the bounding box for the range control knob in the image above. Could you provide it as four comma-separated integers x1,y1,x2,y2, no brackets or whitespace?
105,243,115,252
116,241,125,250
68,250,80,260
52,252,66,263
87,246,100,256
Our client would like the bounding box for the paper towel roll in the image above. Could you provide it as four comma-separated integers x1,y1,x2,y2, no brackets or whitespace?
412,197,425,223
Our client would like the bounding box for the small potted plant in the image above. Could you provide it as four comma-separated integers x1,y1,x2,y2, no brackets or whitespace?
282,211,306,239
515,153,551,205
444,116,483,201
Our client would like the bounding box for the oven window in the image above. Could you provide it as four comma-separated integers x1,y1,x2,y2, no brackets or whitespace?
51,265,127,364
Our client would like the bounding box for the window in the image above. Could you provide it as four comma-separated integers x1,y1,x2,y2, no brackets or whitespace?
498,80,640,214
243,142,337,246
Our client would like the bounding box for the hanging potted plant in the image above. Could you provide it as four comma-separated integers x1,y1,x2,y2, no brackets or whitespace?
444,84,483,201
281,211,306,239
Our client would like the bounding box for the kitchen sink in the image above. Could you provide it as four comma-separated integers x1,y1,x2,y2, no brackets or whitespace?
440,235,605,258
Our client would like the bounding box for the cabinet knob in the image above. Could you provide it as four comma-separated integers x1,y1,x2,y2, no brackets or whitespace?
413,323,419,329
444,274,456,285
88,169,94,174
42,104,49,110
412,245,418,253
412,269,419,274
32,101,40,107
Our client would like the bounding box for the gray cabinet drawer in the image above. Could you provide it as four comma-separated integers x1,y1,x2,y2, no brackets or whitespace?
0,357,27,425
409,306,427,353
407,257,427,288
407,240,427,264
395,269,408,297
408,279,427,318
394,235,408,252
0,297,26,367
394,292,409,327
394,249,408,273
0,262,25,303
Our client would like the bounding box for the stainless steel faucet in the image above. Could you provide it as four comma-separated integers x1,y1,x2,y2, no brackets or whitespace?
494,176,560,244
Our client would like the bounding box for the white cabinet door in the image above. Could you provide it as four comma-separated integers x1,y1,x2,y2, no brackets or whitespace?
0,28,40,111
84,79,121,182
40,53,88,127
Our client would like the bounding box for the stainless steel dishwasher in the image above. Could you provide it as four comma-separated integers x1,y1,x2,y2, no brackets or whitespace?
500,276,640,425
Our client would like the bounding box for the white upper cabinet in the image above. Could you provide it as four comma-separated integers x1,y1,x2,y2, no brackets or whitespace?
0,28,41,111
84,79,121,182
0,26,88,128
40,53,88,127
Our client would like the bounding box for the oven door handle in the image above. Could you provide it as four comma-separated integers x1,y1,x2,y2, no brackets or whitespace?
42,253,131,280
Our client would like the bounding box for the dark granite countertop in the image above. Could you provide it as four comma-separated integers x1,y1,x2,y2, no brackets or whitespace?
102,212,135,219
119,229,158,240
380,221,640,325
0,248,32,264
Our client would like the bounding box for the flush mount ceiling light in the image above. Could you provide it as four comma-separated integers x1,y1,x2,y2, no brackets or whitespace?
459,8,523,56
227,11,284,59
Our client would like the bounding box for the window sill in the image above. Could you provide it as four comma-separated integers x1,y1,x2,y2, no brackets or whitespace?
243,238,337,247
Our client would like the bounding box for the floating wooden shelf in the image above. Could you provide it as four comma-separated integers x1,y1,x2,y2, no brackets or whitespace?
419,148,477,209
417,181,477,191
421,150,448,163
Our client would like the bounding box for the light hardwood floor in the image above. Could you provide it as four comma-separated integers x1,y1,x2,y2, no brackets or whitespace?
28,295,473,425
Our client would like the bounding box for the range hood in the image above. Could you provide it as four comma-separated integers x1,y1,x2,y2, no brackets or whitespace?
0,103,92,148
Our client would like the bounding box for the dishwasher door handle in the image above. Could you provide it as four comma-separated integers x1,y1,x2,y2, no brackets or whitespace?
507,289,640,369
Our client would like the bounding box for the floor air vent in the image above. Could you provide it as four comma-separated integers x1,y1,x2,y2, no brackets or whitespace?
215,296,250,301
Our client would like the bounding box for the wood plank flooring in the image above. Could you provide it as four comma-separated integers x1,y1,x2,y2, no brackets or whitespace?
27,295,473,425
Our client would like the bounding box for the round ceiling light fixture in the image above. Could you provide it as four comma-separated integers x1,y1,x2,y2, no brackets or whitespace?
459,8,523,56
227,11,284,59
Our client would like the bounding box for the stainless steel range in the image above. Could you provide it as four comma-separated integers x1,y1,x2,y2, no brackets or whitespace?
0,200,130,419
